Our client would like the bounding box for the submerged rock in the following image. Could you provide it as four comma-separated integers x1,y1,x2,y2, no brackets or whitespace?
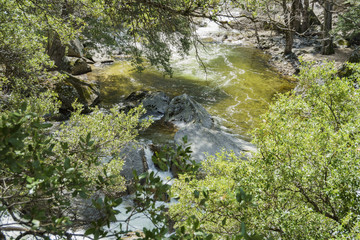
164,94,213,128
174,124,256,163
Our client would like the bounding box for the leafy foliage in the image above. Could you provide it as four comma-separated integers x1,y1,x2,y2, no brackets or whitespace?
0,103,151,238
152,136,199,175
128,138,201,239
170,62,360,239
169,151,256,239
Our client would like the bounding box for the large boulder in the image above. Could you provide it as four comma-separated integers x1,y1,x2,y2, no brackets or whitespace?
120,143,148,181
55,74,100,113
174,124,256,163
120,91,170,119
66,57,92,75
164,94,213,128
142,92,170,118
67,39,84,58
47,32,69,71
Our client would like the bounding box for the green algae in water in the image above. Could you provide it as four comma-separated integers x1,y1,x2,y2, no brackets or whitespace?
95,45,295,140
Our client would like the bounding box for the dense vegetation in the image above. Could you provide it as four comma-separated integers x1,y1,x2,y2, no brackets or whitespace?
170,62,360,239
1,0,360,239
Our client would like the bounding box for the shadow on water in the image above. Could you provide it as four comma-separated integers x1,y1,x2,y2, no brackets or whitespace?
99,68,232,108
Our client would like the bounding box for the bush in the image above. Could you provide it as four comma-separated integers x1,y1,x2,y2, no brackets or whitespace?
170,62,360,239
0,103,151,239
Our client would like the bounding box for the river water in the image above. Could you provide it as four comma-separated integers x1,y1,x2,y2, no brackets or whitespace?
84,43,295,237
91,44,294,141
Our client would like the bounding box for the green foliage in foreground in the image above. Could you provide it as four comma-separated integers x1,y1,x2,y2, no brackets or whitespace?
170,62,360,239
0,103,151,238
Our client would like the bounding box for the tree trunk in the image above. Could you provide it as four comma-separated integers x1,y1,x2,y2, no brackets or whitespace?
253,21,262,48
292,0,302,33
321,0,335,55
285,30,294,55
283,0,294,55
301,0,310,33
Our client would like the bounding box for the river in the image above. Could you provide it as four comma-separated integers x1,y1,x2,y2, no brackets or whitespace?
90,44,294,142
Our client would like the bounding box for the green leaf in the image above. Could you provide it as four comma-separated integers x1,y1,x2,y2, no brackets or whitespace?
194,190,200,198
64,158,70,170
26,176,34,183
86,132,91,143
79,191,88,199
65,168,75,174
8,137,23,148
98,175,104,183
32,219,40,228
139,172,148,180
222,218,227,226
85,228,95,236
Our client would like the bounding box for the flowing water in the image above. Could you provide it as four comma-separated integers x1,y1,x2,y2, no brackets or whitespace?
91,44,294,141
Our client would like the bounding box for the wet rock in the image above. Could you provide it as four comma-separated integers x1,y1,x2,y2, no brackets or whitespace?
164,94,213,128
174,124,256,163
124,91,149,103
120,91,170,119
100,59,115,64
84,57,95,64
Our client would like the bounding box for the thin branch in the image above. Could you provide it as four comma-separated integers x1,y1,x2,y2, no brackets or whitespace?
295,182,339,222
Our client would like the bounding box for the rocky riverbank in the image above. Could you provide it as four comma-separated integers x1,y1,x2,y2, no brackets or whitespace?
194,18,355,77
